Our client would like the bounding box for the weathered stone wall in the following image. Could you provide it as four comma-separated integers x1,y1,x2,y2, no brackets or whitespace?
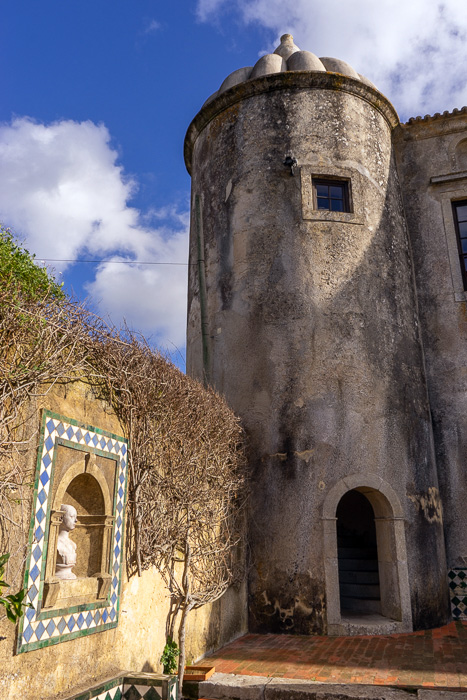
186,73,449,634
394,113,467,571
0,381,247,700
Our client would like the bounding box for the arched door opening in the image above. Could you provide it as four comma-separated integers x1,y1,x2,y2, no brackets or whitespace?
337,489,380,615
322,474,413,635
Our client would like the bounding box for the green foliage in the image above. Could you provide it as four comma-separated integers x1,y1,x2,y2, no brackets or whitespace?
0,553,32,623
0,225,64,304
160,637,180,674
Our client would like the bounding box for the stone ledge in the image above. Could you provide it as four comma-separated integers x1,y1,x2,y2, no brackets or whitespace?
198,673,467,700
199,673,413,700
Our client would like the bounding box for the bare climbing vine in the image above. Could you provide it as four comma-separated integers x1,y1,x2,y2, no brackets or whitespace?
0,228,248,684
0,277,95,599
88,333,247,687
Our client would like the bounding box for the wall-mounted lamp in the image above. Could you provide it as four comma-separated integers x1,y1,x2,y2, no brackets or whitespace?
283,154,297,176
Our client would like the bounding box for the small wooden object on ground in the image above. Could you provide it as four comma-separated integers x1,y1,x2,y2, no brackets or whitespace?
183,666,215,682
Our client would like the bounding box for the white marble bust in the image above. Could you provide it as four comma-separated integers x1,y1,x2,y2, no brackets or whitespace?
55,504,78,580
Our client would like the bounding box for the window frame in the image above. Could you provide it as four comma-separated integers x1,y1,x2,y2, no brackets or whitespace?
428,171,467,302
452,199,467,291
300,165,364,225
312,177,352,213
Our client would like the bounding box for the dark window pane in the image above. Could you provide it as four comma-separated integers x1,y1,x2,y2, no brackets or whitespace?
330,185,344,199
331,199,344,212
464,257,467,272
462,239,467,254
313,178,350,213
459,221,467,237
316,184,329,197
456,205,467,221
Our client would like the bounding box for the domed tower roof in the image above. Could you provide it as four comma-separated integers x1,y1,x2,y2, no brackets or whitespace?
203,33,377,107
185,33,398,173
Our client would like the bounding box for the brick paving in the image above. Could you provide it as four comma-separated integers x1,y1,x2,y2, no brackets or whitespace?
205,621,467,691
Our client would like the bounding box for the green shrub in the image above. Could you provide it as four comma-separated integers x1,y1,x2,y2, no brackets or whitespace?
160,637,180,674
0,225,64,303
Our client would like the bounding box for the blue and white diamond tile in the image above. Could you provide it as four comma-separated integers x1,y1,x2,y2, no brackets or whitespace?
35,506,46,523
29,564,40,582
34,523,44,541
18,410,128,653
35,621,46,640
50,625,61,639
22,624,34,643
27,584,38,602
57,617,67,634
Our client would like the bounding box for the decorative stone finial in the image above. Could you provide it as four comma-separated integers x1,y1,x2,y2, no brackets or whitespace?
274,34,300,60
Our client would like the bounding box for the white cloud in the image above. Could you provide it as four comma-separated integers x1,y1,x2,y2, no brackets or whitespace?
0,117,189,353
196,0,226,22
196,0,467,119
86,230,188,351
145,19,161,34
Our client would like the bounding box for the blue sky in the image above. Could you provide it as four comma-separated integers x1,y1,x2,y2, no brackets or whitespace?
1,1,466,368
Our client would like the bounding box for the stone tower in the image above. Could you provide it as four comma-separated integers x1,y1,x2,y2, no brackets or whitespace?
185,35,450,635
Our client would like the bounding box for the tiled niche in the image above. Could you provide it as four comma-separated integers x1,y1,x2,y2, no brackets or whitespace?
17,410,128,653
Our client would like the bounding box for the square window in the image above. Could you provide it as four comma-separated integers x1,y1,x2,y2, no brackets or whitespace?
313,178,351,213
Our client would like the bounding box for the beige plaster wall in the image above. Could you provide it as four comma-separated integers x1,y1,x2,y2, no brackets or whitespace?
0,380,246,700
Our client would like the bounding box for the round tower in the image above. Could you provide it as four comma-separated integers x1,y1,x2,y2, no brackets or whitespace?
185,35,450,635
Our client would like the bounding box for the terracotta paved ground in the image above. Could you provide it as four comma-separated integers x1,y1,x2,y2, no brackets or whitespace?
205,621,467,691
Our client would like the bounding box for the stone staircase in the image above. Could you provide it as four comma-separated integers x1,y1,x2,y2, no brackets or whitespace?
338,539,381,614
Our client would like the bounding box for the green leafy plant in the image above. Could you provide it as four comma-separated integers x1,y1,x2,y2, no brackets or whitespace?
160,637,180,675
0,225,64,304
0,553,31,623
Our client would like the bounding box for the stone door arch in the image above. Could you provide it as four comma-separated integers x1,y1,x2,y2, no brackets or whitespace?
322,473,412,635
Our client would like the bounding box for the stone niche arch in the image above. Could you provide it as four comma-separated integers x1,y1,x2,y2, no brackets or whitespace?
448,136,467,171
322,473,412,635
53,464,111,579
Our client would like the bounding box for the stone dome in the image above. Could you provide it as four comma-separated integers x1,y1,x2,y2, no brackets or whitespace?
204,34,376,106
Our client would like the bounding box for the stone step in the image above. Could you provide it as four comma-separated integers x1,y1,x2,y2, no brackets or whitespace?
340,582,381,598
337,536,376,546
339,558,379,572
340,596,382,613
196,672,417,700
339,569,380,584
338,547,377,560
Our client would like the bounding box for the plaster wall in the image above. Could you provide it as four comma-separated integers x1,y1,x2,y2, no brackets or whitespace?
394,114,467,570
0,381,247,700
186,74,449,634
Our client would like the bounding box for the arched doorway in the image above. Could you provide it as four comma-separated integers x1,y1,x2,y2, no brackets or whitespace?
322,474,413,635
337,490,380,615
